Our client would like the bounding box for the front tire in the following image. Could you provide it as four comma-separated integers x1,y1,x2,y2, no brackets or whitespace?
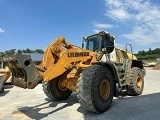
0,87,4,93
42,75,72,101
77,65,114,113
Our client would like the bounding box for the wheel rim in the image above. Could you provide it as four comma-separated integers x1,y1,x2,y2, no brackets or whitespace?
100,79,110,100
58,77,68,91
136,75,142,88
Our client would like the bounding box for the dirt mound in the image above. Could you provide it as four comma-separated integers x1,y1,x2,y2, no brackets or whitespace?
153,64,160,70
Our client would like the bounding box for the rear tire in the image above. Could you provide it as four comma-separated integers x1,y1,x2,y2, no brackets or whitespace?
42,75,72,101
0,87,4,93
126,67,144,96
77,65,114,113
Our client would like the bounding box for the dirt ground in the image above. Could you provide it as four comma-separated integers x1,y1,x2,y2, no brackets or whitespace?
0,67,160,120
153,64,160,70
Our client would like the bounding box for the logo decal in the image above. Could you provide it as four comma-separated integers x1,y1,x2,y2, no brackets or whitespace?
68,52,89,57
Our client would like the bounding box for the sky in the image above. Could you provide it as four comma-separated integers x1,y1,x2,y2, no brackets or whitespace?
0,0,160,53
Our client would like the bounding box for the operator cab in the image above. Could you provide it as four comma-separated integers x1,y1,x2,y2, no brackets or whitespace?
82,31,115,54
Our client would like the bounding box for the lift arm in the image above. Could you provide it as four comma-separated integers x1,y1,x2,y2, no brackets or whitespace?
3,36,98,89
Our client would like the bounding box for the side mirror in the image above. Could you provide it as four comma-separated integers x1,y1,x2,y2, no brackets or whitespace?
105,35,115,53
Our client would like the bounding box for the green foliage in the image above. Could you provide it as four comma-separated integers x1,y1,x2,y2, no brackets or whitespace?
34,49,44,54
136,48,160,60
0,48,44,57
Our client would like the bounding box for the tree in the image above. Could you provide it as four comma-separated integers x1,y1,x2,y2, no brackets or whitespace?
17,49,22,54
148,48,152,55
10,49,16,55
34,49,44,54
4,49,16,56
138,51,142,55
141,50,145,56
0,52,5,57
23,48,34,53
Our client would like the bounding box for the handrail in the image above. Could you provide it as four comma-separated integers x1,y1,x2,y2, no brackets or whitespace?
125,43,133,59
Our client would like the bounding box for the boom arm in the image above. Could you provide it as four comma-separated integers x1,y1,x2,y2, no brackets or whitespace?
39,36,98,81
3,36,98,89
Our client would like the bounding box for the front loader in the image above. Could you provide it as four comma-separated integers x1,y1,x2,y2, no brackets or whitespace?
0,59,11,92
3,31,145,113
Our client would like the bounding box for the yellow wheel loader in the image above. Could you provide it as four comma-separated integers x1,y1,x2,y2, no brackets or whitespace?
3,31,145,113
0,60,11,92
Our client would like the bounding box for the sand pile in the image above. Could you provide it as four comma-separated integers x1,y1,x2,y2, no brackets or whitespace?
153,64,160,70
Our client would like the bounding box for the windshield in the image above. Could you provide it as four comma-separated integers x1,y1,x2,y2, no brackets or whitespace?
83,35,103,53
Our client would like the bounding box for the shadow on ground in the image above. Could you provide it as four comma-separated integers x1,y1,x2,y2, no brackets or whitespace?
0,85,14,96
14,93,78,120
0,90,9,96
12,92,160,120
77,92,160,120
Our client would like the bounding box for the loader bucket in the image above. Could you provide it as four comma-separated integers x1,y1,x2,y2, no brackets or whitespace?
3,54,42,89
